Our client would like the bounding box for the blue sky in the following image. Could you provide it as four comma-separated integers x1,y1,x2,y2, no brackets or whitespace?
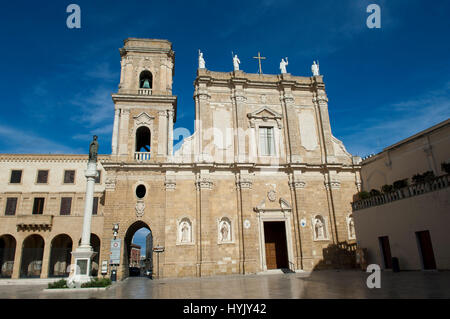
0,0,449,157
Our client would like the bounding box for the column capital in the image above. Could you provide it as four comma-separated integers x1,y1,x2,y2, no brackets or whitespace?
196,177,213,190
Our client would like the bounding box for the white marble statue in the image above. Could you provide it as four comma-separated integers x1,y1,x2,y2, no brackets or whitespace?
181,221,190,243
220,221,230,242
233,54,240,71
348,217,355,238
280,57,288,74
198,50,205,69
315,217,325,239
311,60,320,76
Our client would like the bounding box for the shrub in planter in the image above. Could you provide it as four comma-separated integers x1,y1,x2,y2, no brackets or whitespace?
357,191,370,200
441,162,450,174
81,278,112,288
393,179,408,190
369,189,381,196
412,171,435,184
412,173,424,184
381,184,393,193
48,279,68,289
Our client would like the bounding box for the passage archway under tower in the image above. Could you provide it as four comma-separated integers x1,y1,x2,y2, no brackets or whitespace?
123,221,153,278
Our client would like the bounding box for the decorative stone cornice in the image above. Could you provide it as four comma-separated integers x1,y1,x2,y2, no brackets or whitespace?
281,94,294,105
325,181,341,190
105,177,116,191
0,154,110,163
236,177,253,190
196,177,213,190
247,106,283,129
164,178,176,190
289,180,306,189
233,95,247,102
133,112,154,126
16,215,53,231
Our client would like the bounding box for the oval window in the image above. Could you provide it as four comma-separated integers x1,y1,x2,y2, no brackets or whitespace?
136,185,146,199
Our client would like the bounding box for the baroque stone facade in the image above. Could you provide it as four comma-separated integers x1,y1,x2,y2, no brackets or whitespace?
0,38,361,280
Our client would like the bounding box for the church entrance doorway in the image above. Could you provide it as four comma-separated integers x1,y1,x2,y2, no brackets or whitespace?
263,221,288,269
124,221,153,278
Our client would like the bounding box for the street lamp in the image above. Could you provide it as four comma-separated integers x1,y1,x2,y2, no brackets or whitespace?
113,223,119,239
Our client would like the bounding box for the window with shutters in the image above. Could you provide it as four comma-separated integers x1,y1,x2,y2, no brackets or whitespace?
92,197,99,215
60,197,72,215
32,198,45,215
10,170,22,184
5,198,18,216
259,126,276,156
36,170,49,184
64,170,75,184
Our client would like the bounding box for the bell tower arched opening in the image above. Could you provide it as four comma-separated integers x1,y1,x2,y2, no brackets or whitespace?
135,126,151,161
139,70,153,89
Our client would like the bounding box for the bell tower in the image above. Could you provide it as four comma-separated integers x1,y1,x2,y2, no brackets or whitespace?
110,38,177,162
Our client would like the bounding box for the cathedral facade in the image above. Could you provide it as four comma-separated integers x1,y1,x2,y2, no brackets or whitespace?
0,38,361,280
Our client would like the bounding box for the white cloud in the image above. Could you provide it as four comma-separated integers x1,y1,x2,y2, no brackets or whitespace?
342,83,450,156
0,124,83,154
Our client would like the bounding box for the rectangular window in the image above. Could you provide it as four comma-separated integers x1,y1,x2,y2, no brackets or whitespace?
36,170,49,184
64,170,75,184
95,170,101,184
60,197,72,216
259,127,275,156
10,170,22,183
5,198,18,216
32,198,45,215
92,197,99,215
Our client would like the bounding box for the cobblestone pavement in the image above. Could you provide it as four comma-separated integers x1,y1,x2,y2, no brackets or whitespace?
0,270,449,299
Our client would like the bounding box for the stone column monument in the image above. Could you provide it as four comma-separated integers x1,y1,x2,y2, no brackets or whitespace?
70,135,99,285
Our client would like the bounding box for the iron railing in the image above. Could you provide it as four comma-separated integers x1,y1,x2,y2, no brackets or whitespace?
352,174,450,211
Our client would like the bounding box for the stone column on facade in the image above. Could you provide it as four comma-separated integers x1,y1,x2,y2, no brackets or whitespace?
194,93,201,161
40,238,51,279
196,170,214,276
231,76,248,163
289,173,310,269
312,77,336,163
195,172,202,276
118,109,130,157
157,111,168,157
194,84,211,162
111,108,120,155
236,171,257,273
71,160,98,284
324,172,341,244
167,110,174,159
280,76,300,163
11,237,23,279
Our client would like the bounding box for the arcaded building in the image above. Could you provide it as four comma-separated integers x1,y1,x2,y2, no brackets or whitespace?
0,38,361,280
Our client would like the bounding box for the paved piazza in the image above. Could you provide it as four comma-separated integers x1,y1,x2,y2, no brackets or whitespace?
0,270,449,299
